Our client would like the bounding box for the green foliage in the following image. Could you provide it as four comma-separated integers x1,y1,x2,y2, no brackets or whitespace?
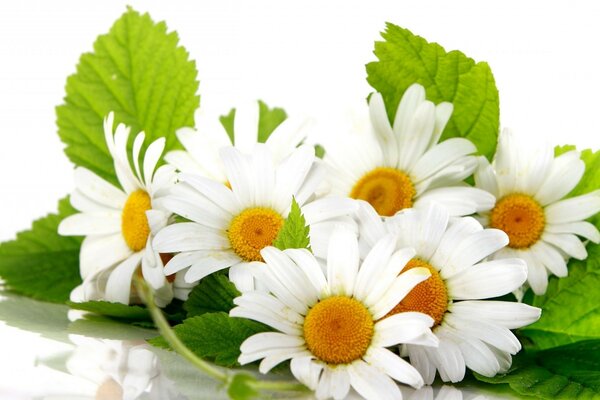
68,300,150,320
520,244,600,350
228,374,260,400
0,198,82,303
475,340,600,399
366,23,500,159
184,272,240,318
56,8,199,186
149,312,272,367
566,147,600,228
68,299,185,325
219,100,287,145
273,198,311,251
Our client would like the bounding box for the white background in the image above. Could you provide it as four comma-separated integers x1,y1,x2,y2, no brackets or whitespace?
0,1,597,394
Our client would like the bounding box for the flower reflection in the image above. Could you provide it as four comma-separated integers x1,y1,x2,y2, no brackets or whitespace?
66,336,186,400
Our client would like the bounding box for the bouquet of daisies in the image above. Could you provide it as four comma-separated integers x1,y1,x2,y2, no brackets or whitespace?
1,9,599,400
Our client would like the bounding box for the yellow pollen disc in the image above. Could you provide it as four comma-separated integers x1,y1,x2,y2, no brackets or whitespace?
227,207,284,262
490,193,545,249
386,259,448,327
121,190,152,252
303,296,374,365
350,167,416,216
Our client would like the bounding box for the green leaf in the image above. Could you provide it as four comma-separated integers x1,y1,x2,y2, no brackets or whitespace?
56,8,199,186
184,272,240,318
0,198,82,303
273,197,310,251
68,300,150,320
219,100,287,145
366,23,500,159
520,244,600,350
561,147,600,228
474,340,600,399
228,374,260,400
68,299,185,325
149,312,271,367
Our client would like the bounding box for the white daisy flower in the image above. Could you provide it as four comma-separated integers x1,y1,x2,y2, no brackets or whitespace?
356,201,541,384
153,143,357,292
231,228,440,400
59,113,193,307
164,101,309,182
325,83,494,218
474,129,600,295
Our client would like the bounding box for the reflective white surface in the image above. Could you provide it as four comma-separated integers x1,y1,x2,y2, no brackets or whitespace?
0,294,518,399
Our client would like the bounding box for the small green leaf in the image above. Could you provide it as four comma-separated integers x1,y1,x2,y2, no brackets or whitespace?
220,108,236,144
257,101,287,143
149,312,272,367
314,144,326,159
219,101,287,145
0,198,82,303
228,374,260,400
273,198,310,251
474,340,600,399
184,272,240,317
56,8,199,186
366,23,500,159
520,244,600,350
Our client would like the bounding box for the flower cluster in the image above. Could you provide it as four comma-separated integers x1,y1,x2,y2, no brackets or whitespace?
55,81,600,400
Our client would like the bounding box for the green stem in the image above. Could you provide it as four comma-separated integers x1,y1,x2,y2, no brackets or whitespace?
249,380,310,393
135,277,309,397
135,277,228,382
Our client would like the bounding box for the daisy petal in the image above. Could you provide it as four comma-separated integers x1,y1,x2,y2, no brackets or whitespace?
234,101,260,153
58,212,122,236
542,233,588,260
474,156,499,198
535,151,585,206
366,347,424,389
530,241,568,277
546,221,600,243
373,312,436,348
73,167,127,209
142,137,165,186
105,252,143,304
327,227,359,296
449,301,541,329
545,190,600,224
290,357,323,391
347,360,403,400
369,93,398,168
446,258,527,300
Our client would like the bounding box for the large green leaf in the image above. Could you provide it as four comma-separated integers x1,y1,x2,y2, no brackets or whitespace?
367,23,500,159
0,198,81,303
149,312,271,367
520,244,600,350
56,8,199,186
184,272,240,318
475,340,600,399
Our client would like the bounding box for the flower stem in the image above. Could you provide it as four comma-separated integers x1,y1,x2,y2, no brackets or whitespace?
135,277,227,382
135,277,309,397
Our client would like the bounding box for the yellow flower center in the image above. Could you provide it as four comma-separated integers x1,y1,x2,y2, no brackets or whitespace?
228,207,284,262
121,190,152,252
303,296,374,365
350,167,415,216
490,193,545,249
385,259,448,328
